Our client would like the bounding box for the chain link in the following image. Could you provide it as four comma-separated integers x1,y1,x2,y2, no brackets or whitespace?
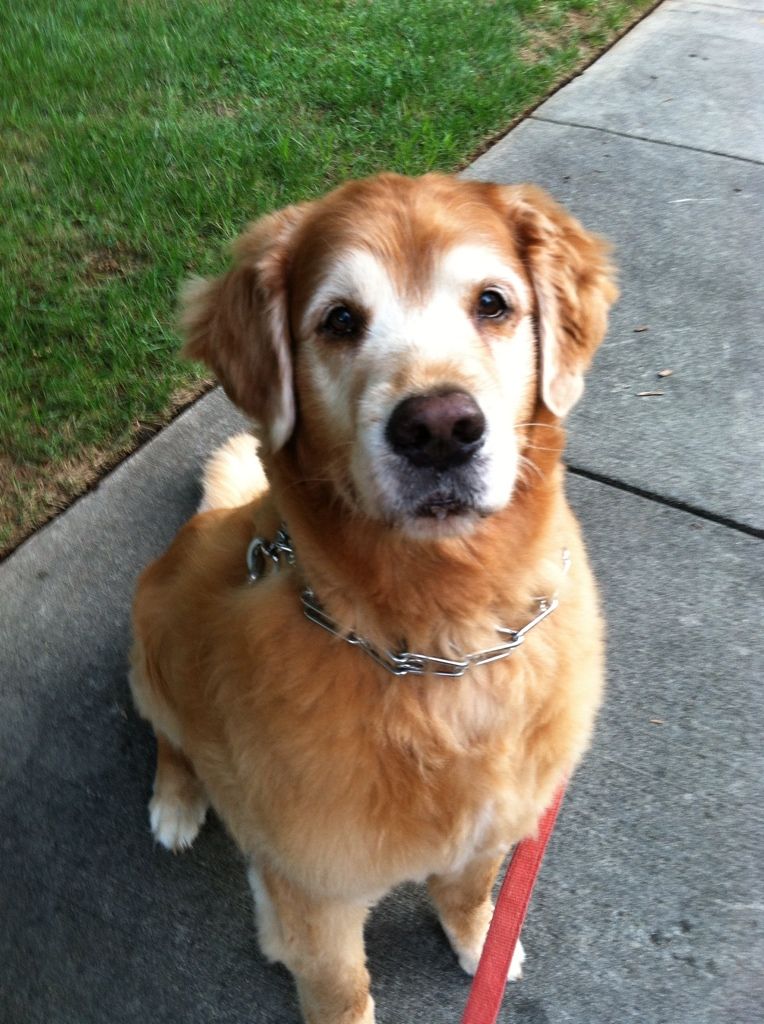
246,528,295,582
247,526,568,678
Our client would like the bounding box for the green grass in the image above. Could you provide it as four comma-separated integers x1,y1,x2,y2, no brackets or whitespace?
0,0,652,554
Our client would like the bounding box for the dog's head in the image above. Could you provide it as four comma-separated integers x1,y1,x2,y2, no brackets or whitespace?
182,173,616,538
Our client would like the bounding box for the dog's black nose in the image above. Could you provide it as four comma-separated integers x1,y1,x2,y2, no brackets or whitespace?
386,390,486,470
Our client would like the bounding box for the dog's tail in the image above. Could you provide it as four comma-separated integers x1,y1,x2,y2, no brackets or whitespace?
198,433,269,512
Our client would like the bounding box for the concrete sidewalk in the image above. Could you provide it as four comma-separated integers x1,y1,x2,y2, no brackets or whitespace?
1,2,762,1022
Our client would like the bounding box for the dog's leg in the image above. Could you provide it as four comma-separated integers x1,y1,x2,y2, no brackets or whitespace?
428,853,525,981
248,863,374,1024
149,734,209,852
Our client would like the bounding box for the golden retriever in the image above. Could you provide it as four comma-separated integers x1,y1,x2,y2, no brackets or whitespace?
130,172,616,1024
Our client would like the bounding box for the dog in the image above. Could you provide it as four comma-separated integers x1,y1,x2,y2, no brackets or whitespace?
130,172,616,1024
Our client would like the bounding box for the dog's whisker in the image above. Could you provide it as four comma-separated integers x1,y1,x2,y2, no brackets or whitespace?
517,454,545,485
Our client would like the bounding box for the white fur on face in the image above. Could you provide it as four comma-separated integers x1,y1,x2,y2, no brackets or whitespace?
301,245,536,535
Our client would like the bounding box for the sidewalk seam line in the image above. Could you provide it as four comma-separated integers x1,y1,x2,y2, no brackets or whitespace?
531,116,764,167
565,465,764,539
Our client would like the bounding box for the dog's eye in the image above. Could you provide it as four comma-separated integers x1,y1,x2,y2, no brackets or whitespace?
476,290,509,319
322,305,361,338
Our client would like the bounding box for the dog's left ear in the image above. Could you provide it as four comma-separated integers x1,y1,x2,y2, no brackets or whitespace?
180,204,309,451
501,185,618,418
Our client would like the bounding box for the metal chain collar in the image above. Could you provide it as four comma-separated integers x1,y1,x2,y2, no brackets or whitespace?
246,527,569,679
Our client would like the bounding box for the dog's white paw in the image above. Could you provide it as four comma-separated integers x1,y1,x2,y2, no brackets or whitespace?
507,938,526,981
455,936,525,982
149,792,207,852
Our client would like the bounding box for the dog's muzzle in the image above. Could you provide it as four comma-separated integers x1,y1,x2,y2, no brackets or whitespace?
383,389,489,521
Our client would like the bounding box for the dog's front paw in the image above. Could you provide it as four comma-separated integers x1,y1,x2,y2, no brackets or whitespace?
506,937,526,981
451,923,525,982
149,792,207,852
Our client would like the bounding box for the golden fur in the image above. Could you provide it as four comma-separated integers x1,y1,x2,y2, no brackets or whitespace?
130,173,616,1024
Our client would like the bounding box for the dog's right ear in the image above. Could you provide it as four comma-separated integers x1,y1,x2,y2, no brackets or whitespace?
180,205,308,451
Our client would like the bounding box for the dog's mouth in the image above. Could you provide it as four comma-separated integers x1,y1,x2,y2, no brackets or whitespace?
376,453,492,530
413,493,472,520
397,487,490,539
355,433,501,533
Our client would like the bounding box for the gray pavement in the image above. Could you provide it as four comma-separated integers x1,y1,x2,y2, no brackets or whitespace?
1,2,762,1022
532,0,764,163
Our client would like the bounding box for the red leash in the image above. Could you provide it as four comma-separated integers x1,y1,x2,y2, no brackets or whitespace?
460,783,567,1024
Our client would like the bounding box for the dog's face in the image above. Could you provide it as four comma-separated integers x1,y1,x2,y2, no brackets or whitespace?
182,174,616,538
